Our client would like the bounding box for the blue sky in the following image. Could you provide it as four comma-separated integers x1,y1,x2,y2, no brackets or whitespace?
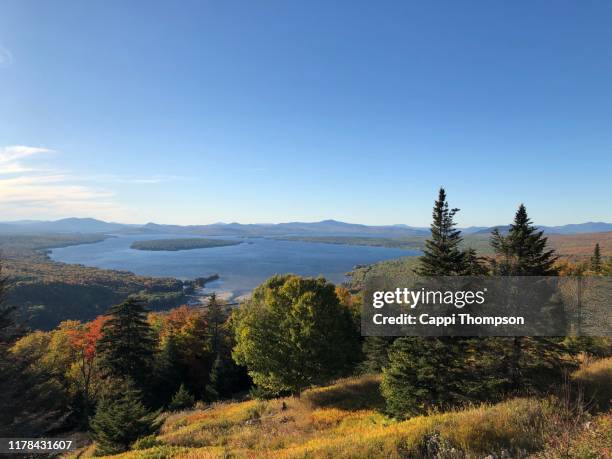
0,1,611,226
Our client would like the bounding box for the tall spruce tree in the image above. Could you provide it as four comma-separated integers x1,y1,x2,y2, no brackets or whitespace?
416,188,465,275
90,380,161,455
382,188,474,418
490,204,558,276
151,333,183,407
591,243,602,273
359,337,394,374
489,204,567,393
205,293,224,355
96,298,155,393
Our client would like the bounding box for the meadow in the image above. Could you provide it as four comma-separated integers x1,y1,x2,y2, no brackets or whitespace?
72,357,611,458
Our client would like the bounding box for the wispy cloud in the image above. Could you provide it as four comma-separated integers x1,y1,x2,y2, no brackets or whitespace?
85,174,187,185
0,47,13,67
0,145,127,221
0,145,54,163
0,145,191,222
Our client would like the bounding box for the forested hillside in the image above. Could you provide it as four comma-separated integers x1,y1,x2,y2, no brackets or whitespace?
0,234,186,330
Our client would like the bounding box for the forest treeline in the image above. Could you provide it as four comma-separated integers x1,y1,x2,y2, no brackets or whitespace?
130,238,240,251
0,188,610,456
0,234,186,330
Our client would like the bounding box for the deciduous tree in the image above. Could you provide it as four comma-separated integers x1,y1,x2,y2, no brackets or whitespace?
233,275,360,395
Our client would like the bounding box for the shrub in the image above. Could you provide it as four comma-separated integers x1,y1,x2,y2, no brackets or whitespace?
168,384,195,411
131,434,163,450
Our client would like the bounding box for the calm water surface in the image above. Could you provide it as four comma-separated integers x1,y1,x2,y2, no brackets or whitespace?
50,235,417,297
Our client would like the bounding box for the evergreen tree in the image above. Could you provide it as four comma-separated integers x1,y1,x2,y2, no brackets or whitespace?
96,298,155,393
90,381,161,455
151,333,183,407
489,204,567,393
461,248,488,275
416,187,465,276
381,337,470,419
490,204,558,275
359,337,394,374
205,293,224,355
205,348,251,402
591,243,602,273
168,383,195,411
381,189,476,418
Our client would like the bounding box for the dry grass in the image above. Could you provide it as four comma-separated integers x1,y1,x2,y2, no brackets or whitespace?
74,360,612,458
572,356,612,411
74,371,612,458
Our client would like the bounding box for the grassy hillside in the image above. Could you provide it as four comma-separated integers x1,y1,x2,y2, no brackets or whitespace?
75,358,611,458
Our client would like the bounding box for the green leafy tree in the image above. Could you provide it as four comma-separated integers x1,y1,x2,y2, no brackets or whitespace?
168,383,195,411
232,275,360,395
96,298,155,393
90,381,161,455
591,243,602,273
416,187,465,276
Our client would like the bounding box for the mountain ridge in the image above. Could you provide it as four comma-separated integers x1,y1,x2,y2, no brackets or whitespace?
0,218,611,237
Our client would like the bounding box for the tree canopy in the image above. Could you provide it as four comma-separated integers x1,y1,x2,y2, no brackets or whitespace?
232,274,360,395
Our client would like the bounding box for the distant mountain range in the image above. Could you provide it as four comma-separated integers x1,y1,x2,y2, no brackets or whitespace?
0,217,611,237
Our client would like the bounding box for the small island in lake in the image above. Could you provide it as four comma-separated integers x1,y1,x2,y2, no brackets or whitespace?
131,238,240,251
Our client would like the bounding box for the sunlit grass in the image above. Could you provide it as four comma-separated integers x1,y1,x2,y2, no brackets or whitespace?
81,358,611,458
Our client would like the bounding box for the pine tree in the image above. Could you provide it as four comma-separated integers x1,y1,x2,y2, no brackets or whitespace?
490,204,558,275
416,187,465,276
96,298,155,392
359,337,394,374
489,204,567,393
461,248,488,275
204,355,222,401
381,188,475,418
168,383,195,411
205,293,224,355
90,381,161,455
381,337,469,419
591,243,602,273
151,334,183,407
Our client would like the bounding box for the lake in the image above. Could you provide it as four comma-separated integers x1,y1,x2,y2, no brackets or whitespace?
50,234,417,299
